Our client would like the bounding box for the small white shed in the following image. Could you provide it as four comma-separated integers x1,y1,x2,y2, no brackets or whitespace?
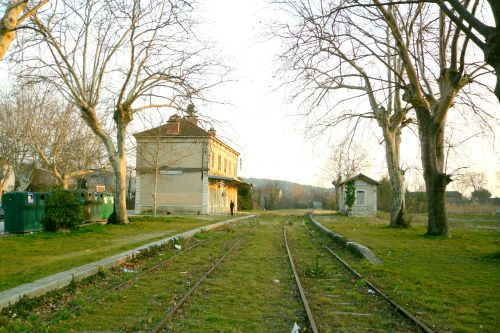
336,173,380,216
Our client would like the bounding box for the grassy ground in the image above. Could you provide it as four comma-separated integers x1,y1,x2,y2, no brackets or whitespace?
2,216,307,332
167,217,305,333
0,214,233,291
1,211,497,332
314,213,500,332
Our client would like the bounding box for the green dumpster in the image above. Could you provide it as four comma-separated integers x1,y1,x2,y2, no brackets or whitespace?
92,192,102,222
76,189,93,222
34,192,49,225
101,193,114,220
1,192,42,233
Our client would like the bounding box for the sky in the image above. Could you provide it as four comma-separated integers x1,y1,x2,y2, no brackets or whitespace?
194,0,500,196
1,0,499,196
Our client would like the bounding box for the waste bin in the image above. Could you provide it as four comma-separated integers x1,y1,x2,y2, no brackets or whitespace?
101,193,114,220
75,189,93,222
92,192,102,223
1,192,42,233
34,192,49,225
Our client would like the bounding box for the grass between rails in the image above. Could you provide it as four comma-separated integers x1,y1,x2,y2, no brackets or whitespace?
286,218,417,332
314,213,500,333
0,214,233,292
167,216,305,333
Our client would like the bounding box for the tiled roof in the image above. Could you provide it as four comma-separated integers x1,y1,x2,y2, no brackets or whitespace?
337,173,380,186
133,118,210,137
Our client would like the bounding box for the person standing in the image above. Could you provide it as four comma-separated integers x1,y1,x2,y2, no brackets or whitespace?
229,200,235,216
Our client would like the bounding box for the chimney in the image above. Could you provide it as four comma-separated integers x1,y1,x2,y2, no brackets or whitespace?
185,103,198,126
208,127,216,137
166,114,180,134
185,115,198,126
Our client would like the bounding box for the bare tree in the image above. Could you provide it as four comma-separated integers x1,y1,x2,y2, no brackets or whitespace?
0,88,36,190
276,0,411,227
22,85,108,189
277,0,494,236
0,84,107,189
430,0,500,102
326,141,371,186
463,171,488,192
0,0,47,60
0,159,15,194
18,0,217,223
371,0,494,236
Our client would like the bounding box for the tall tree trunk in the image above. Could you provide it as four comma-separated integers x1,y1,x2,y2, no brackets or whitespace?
62,176,69,190
0,0,26,61
416,108,451,237
383,126,408,228
153,167,158,218
112,125,129,224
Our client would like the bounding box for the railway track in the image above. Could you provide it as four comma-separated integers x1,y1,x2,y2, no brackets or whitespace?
284,222,319,333
280,217,434,332
7,215,435,332
151,236,246,332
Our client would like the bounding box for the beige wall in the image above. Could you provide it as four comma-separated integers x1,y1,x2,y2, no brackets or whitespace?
208,181,238,214
208,138,238,179
136,137,208,214
136,138,207,171
136,135,240,215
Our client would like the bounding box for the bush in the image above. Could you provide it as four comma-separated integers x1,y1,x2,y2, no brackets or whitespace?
42,189,84,231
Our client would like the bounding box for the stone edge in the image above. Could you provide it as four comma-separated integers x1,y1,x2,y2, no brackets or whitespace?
308,214,383,265
0,215,256,310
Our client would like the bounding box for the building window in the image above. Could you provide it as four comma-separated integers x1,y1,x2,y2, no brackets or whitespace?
211,151,214,168
229,161,232,175
224,158,227,173
356,191,365,206
218,154,221,171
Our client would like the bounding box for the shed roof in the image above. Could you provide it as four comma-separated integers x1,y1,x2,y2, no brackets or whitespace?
337,173,380,186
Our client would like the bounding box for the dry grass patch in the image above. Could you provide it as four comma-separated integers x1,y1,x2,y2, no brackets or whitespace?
314,213,500,332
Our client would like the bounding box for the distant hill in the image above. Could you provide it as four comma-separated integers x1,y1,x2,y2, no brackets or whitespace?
242,177,335,210
243,178,333,193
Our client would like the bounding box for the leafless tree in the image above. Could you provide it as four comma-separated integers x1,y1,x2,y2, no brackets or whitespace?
22,85,108,189
17,0,218,223
277,0,495,236
371,0,495,236
275,0,411,227
0,84,107,189
463,171,488,192
0,0,47,60
429,0,500,102
327,141,371,186
0,159,15,195
0,89,36,191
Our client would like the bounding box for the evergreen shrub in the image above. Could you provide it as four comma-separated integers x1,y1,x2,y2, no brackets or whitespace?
42,189,84,231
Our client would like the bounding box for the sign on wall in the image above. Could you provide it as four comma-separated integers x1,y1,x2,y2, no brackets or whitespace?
160,170,183,175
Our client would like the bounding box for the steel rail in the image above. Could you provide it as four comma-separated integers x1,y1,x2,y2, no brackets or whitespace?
151,237,245,333
303,221,434,333
283,223,319,333
108,240,207,292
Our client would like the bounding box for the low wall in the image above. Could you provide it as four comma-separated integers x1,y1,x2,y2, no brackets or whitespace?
308,215,382,265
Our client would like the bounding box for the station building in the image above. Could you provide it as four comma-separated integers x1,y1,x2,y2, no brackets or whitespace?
134,114,244,215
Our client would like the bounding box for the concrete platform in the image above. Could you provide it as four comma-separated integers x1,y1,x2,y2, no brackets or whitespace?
308,215,383,264
0,215,256,310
